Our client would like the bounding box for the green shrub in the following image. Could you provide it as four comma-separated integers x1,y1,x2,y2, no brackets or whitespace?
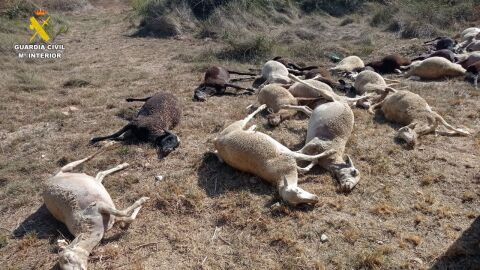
217,35,276,63
3,0,37,19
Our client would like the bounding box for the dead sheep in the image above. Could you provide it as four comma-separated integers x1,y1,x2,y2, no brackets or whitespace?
411,49,458,63
90,91,182,158
368,89,470,147
213,105,336,205
43,142,149,270
366,54,411,74
330,56,365,73
193,66,256,101
253,60,291,88
457,52,480,68
256,84,314,126
353,70,397,95
296,100,360,191
272,56,318,75
466,61,480,88
403,57,466,80
424,37,457,51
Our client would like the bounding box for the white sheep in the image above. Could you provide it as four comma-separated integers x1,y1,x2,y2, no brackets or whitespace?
254,60,290,89
403,57,466,80
284,77,361,191
256,84,313,126
213,105,337,205
330,56,365,73
461,27,480,42
368,89,470,147
353,70,397,95
287,74,374,108
43,142,149,270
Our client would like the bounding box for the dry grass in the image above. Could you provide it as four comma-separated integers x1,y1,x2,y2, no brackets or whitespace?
0,1,479,269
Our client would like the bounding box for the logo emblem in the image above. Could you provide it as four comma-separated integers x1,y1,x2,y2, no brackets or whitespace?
29,10,50,43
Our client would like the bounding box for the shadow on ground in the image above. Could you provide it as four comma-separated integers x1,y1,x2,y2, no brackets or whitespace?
13,204,70,240
432,216,480,269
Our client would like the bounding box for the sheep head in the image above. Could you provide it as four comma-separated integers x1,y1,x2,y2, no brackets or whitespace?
57,237,88,270
279,177,318,205
156,130,180,158
267,114,282,126
334,155,360,191
396,123,418,147
193,84,217,102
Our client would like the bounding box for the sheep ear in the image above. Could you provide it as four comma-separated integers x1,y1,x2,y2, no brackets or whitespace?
283,176,289,187
70,234,83,247
345,155,353,167
407,122,418,129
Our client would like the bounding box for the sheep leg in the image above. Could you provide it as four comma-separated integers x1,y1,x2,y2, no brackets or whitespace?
290,149,336,162
95,163,129,183
97,197,149,217
226,70,258,76
474,75,478,89
246,125,257,131
297,162,316,173
415,122,438,136
280,104,312,116
230,77,256,82
434,113,471,136
125,97,152,102
238,104,267,130
58,141,116,173
368,100,385,114
224,83,255,93
90,124,132,144
288,74,336,102
115,205,144,228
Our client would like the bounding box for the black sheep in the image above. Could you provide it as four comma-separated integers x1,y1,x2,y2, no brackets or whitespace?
91,91,182,158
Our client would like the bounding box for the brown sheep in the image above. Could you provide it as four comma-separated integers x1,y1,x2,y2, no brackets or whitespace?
366,54,411,74
91,91,182,158
193,66,256,101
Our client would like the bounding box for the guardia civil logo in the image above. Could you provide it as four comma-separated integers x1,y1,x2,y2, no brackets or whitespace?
14,9,65,59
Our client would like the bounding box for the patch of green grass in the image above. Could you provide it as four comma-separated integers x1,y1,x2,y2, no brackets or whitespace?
11,70,46,92
216,35,276,63
0,235,8,249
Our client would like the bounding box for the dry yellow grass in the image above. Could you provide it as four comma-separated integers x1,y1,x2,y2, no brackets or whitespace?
0,1,479,269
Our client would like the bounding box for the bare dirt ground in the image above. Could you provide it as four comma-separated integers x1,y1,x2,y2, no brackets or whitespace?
1,1,480,269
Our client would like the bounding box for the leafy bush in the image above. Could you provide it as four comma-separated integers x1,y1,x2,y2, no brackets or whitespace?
217,35,276,63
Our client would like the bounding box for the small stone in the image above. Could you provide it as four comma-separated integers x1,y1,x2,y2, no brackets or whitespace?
41,154,46,158
412,258,423,265
376,240,384,245
61,111,70,116
320,234,328,243
68,106,79,112
155,175,164,182
144,162,151,169
270,202,281,210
